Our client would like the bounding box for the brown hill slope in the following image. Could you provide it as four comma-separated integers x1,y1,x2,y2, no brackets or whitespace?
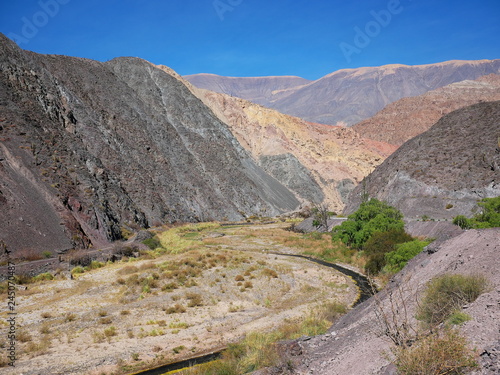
0,34,299,253
273,227,500,374
187,87,396,211
185,60,500,126
344,101,500,219
353,74,500,146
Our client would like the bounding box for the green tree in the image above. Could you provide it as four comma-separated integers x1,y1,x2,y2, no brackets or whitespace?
363,228,413,275
332,199,404,249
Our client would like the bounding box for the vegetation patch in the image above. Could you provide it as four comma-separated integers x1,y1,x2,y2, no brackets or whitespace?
453,196,500,229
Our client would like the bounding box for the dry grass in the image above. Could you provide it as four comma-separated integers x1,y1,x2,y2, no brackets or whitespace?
7,222,356,374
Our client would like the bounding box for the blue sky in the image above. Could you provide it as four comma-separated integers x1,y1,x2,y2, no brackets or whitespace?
1,0,499,80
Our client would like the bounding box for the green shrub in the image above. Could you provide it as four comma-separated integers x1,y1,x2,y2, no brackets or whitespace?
452,215,473,229
447,310,472,326
143,236,162,250
332,199,404,249
383,239,432,274
417,274,488,327
391,328,477,375
32,272,54,282
363,229,413,274
453,196,500,229
71,266,85,275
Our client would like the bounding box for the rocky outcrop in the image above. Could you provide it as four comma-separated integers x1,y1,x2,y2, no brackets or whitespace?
0,34,299,254
353,74,500,146
186,60,500,126
344,101,500,220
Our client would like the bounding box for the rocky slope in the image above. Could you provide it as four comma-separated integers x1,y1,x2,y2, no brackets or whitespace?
186,60,500,126
0,34,299,254
353,74,500,146
269,227,500,374
344,101,500,220
187,87,396,211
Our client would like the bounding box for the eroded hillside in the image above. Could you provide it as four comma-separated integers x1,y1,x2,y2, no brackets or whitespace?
185,60,500,126
354,74,500,146
345,101,500,219
186,87,396,212
0,34,299,254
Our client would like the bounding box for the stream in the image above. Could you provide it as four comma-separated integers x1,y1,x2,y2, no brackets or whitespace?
133,254,373,375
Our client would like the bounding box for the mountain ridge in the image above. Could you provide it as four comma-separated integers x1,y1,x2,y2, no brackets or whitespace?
0,34,299,253
185,59,500,126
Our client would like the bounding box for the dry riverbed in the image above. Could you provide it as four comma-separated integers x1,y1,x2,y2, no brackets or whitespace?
0,223,358,375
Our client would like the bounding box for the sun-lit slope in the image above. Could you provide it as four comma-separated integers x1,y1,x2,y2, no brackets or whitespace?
189,86,396,212
354,74,500,146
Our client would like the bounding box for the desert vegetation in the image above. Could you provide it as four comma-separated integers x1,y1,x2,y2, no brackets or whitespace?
376,273,488,375
0,222,356,374
329,199,431,278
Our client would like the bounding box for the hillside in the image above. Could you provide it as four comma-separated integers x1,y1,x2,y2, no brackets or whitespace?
185,60,500,126
344,101,500,220
271,227,500,374
353,74,500,146
0,34,299,254
186,86,396,211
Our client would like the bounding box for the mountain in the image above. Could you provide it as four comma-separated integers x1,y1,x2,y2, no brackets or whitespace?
182,74,311,108
185,60,500,126
344,101,500,220
353,74,500,146
184,86,396,212
0,34,299,254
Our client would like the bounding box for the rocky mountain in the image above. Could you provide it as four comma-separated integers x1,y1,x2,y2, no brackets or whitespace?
185,60,500,126
344,101,500,220
0,34,300,254
353,74,500,146
185,86,396,212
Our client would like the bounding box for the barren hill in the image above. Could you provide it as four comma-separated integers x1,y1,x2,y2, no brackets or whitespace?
0,34,299,254
353,74,500,146
344,101,500,220
272,227,500,374
186,87,396,211
186,60,500,126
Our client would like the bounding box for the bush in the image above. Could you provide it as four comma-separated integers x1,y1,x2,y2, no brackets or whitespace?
142,236,162,250
363,229,413,275
452,215,473,230
332,199,404,249
452,196,500,229
417,274,488,327
391,328,477,375
383,239,432,274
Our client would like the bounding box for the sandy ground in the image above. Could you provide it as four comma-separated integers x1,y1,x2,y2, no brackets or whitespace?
0,223,358,375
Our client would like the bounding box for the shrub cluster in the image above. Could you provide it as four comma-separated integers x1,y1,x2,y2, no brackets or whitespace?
417,273,488,327
332,199,404,249
453,196,500,229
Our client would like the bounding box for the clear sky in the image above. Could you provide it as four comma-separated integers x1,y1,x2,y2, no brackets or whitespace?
1,0,499,80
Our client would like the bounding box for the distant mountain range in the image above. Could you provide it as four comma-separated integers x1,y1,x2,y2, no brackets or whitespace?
185,60,500,126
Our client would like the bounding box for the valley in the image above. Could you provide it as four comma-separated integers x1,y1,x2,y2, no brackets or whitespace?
0,222,359,375
0,31,499,375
